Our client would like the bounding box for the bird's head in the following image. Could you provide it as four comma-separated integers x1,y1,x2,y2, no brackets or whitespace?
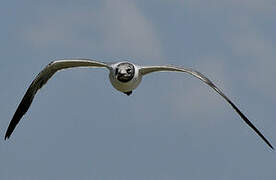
115,62,135,82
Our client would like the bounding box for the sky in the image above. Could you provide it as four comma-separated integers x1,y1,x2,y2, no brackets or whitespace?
0,0,276,179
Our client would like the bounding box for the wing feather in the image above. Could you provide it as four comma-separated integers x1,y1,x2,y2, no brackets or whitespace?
140,65,274,149
5,59,110,139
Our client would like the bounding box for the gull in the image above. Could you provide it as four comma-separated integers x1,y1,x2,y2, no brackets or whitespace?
4,59,274,149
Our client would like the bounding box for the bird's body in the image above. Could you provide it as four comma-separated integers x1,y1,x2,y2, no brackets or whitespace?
4,59,274,149
109,62,142,93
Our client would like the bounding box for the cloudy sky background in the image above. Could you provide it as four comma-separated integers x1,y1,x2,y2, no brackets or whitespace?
1,0,276,179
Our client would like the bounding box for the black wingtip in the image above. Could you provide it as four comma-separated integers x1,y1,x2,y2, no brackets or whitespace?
4,134,9,140
226,99,274,150
4,130,11,140
4,122,15,141
267,142,274,150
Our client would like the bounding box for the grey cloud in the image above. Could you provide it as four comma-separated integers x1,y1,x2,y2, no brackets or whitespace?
176,0,276,13
99,0,163,62
226,21,276,99
23,0,163,63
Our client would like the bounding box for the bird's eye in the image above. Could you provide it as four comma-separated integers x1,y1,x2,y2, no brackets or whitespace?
126,67,132,73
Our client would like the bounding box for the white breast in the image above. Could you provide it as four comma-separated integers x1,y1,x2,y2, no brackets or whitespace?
109,63,142,92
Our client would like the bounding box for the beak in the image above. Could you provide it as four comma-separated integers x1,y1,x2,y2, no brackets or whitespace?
117,69,127,78
118,69,127,75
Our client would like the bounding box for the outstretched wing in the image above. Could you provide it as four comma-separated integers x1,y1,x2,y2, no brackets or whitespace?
5,59,111,140
139,65,274,149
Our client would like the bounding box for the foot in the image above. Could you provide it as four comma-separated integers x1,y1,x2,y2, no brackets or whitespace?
124,91,132,96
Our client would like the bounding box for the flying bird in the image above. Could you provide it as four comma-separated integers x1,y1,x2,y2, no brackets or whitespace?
4,59,274,149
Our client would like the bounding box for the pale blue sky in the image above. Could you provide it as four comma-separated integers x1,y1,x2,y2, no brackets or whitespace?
1,0,276,179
